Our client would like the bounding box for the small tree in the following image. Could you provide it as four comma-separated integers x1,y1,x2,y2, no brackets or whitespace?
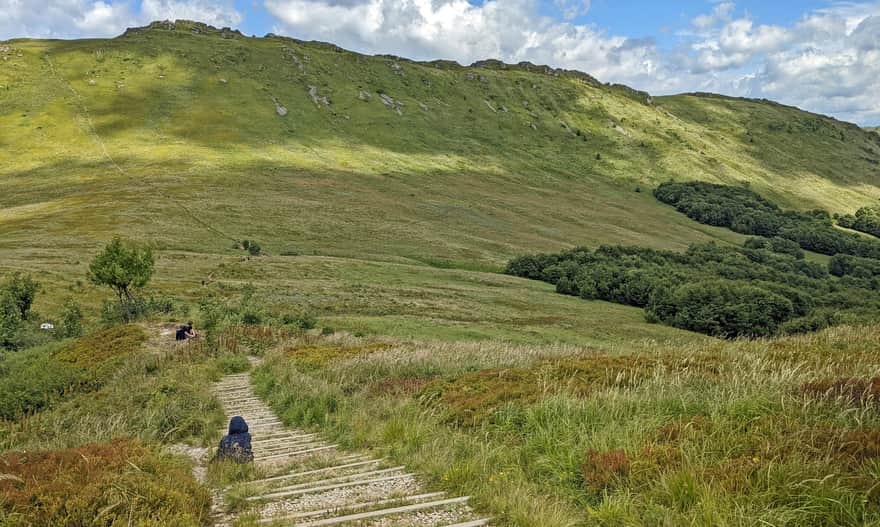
3,273,39,320
60,298,84,338
0,290,23,350
88,238,154,320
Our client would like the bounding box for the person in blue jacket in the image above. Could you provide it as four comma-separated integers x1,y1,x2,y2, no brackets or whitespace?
214,416,253,463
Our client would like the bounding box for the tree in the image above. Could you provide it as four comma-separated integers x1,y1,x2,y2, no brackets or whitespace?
2,273,39,320
88,238,154,319
59,298,84,338
0,290,23,350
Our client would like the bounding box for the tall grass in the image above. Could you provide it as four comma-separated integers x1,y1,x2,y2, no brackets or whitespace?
253,325,880,526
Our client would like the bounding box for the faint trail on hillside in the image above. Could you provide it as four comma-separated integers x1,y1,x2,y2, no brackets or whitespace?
42,53,239,246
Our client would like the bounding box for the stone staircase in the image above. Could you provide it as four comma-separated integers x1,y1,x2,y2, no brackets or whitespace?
212,372,492,527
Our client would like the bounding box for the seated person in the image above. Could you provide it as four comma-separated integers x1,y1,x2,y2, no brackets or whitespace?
213,416,253,463
175,321,198,341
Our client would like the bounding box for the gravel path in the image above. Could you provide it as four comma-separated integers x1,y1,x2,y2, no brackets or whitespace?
211,371,492,526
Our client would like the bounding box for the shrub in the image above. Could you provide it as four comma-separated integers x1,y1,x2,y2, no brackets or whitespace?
59,298,84,338
507,240,879,338
54,324,148,383
0,342,84,419
282,310,317,330
582,449,630,493
217,353,250,374
2,272,39,320
647,280,794,337
241,309,262,325
0,438,211,526
0,290,24,351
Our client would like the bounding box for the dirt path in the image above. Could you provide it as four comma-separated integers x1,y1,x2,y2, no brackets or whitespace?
211,371,492,526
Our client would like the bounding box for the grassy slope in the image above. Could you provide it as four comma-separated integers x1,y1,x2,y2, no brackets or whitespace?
3,22,880,525
255,325,880,526
3,22,880,342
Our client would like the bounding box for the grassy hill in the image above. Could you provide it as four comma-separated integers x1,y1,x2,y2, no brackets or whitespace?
4,20,880,526
3,20,880,336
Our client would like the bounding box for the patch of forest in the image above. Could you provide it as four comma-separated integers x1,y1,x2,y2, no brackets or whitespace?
507,183,880,338
654,181,880,258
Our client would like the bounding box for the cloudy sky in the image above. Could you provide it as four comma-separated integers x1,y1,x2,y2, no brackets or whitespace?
3,1,880,125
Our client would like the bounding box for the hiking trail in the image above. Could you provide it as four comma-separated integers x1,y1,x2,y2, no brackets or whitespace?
211,370,492,526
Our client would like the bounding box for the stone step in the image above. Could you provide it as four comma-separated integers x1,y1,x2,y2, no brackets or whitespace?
257,440,330,455
263,466,407,494
440,519,493,527
245,459,385,487
248,473,414,502
256,444,338,463
251,429,316,443
258,492,447,524
290,496,470,527
253,433,319,445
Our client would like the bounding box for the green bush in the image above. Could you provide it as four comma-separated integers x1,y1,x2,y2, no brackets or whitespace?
217,353,250,374
59,298,84,338
837,207,880,238
0,342,84,419
2,273,39,321
282,310,317,330
646,280,794,337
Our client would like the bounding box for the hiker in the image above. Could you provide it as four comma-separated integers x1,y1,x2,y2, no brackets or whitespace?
214,416,253,463
175,321,198,341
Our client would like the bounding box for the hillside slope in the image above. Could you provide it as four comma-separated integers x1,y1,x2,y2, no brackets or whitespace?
2,20,880,340
2,21,879,264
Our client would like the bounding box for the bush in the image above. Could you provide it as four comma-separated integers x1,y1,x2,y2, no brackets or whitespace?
0,342,84,419
0,438,211,526
282,310,317,330
646,280,794,337
0,290,24,351
241,310,262,325
0,273,42,350
838,207,880,238
59,298,84,338
2,272,39,320
217,353,251,374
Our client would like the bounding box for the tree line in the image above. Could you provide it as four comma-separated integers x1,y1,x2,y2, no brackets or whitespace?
506,241,880,338
654,181,880,259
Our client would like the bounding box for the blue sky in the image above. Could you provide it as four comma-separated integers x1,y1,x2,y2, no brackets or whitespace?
3,1,880,124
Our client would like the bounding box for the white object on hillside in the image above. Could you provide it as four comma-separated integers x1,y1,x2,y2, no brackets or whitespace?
40,323,54,330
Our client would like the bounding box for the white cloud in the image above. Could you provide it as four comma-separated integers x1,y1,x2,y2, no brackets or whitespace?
264,0,662,90
141,0,242,27
0,0,241,39
692,1,734,30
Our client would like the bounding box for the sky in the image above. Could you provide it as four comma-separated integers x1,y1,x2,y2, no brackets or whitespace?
2,1,880,125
